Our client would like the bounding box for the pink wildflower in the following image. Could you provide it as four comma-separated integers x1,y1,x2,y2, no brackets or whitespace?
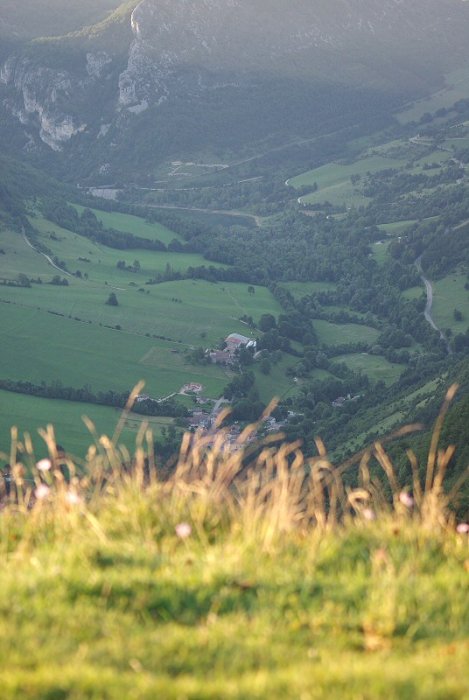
175,522,192,539
34,484,50,500
65,490,82,506
399,491,414,509
36,458,52,472
363,508,376,521
456,523,469,534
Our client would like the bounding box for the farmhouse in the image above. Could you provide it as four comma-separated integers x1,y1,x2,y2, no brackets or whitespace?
225,333,256,353
210,350,232,365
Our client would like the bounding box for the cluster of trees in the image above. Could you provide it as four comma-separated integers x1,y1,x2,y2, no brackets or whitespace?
223,371,265,422
116,259,141,273
0,379,188,418
362,163,463,201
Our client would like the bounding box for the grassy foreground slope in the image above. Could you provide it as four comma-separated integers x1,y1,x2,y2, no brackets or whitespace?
0,517,466,699
0,393,467,700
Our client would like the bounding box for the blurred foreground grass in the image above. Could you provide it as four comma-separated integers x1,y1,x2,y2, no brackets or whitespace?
0,387,467,699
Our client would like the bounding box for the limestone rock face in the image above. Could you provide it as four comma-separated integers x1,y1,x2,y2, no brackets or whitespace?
115,0,469,109
0,56,90,150
0,0,468,170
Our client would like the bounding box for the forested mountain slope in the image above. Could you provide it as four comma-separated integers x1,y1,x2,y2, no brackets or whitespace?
1,0,469,180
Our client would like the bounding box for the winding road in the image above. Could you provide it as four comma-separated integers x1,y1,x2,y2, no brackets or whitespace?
415,256,452,354
23,232,73,277
146,203,263,227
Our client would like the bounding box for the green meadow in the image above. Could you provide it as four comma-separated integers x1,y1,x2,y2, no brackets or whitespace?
0,277,279,346
377,220,417,235
372,240,391,265
29,214,224,285
253,355,299,403
333,353,405,385
0,301,233,399
0,389,175,459
0,227,53,279
396,63,469,124
314,320,379,346
289,155,406,207
72,204,183,244
432,271,469,333
0,216,282,405
403,286,424,301
0,220,280,345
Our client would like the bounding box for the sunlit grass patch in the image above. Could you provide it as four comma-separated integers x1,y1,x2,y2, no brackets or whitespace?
0,386,467,699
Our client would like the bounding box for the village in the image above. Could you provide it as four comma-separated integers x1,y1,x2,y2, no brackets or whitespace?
135,331,288,448
136,329,366,450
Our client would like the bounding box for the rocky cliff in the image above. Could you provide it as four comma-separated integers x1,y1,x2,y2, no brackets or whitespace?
1,0,469,176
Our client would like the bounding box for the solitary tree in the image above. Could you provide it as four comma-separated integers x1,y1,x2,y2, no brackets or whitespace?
106,292,119,306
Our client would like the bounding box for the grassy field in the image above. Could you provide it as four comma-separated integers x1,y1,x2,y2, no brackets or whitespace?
29,214,222,285
378,220,417,235
141,204,257,230
403,286,424,301
0,431,467,700
333,353,404,385
0,211,289,436
253,355,299,403
288,155,406,207
396,64,469,124
0,227,55,279
445,137,469,151
0,390,175,459
72,205,184,245
314,321,379,346
372,240,391,265
0,302,232,399
432,271,469,334
0,278,279,345
410,151,452,172
0,222,278,347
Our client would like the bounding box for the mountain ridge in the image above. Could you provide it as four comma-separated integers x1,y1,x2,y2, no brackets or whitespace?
1,0,469,179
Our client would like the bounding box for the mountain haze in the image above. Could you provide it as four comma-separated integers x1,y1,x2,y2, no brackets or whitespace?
1,0,469,180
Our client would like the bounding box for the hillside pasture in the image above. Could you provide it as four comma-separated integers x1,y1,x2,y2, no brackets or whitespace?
396,64,469,124
371,240,391,265
29,215,221,286
288,154,406,207
0,302,231,399
141,204,258,230
314,320,379,346
445,137,469,151
72,205,183,244
403,286,424,301
253,355,300,403
431,271,469,334
0,227,52,280
332,353,405,385
411,151,452,171
0,275,280,346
